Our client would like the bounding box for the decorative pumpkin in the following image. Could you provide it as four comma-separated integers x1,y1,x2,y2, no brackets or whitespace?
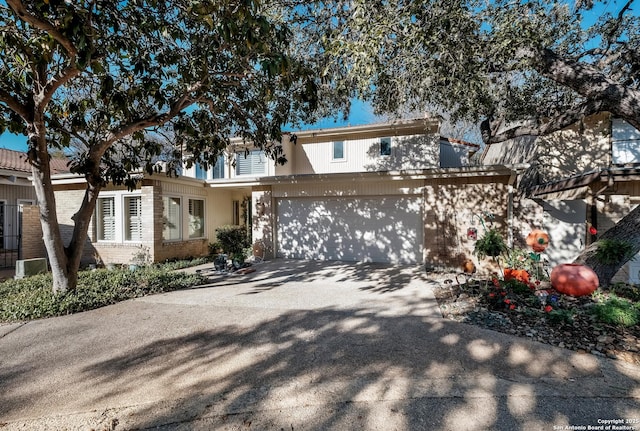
550,263,599,297
526,229,550,253
503,268,530,284
462,259,476,274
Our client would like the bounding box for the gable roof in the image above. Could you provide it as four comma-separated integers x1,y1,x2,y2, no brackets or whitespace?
0,148,70,175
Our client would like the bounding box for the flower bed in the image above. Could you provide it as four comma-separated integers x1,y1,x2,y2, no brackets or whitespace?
434,275,640,364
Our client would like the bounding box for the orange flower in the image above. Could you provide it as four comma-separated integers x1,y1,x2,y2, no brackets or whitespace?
526,230,550,253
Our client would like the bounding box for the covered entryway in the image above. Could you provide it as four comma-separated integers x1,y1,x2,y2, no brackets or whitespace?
276,196,423,264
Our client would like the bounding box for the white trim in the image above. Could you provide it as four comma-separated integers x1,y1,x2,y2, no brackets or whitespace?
331,140,346,162
95,190,142,243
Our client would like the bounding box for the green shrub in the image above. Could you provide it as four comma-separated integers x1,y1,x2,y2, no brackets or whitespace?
0,266,206,323
595,239,635,266
592,295,639,327
215,225,251,260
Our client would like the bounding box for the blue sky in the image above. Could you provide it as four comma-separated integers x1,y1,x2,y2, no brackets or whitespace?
0,98,379,153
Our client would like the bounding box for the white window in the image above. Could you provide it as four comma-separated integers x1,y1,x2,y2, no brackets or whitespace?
124,196,143,241
380,137,391,156
163,196,182,241
236,150,266,176
188,199,205,238
612,118,640,164
97,197,116,241
95,192,143,243
333,141,345,160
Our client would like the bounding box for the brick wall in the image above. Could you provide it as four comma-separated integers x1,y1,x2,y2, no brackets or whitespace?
21,205,46,260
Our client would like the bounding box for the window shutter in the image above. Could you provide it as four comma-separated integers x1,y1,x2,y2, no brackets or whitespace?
98,198,115,241
125,196,142,241
236,151,266,176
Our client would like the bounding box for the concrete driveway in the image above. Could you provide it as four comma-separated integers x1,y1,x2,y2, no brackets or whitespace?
2,259,640,430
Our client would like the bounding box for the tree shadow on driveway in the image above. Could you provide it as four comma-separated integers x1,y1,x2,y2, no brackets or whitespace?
2,261,640,430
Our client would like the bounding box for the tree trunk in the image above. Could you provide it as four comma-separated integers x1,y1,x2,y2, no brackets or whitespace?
30,133,103,293
573,204,640,286
31,157,71,293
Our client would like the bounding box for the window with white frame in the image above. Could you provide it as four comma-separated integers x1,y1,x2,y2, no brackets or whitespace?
333,141,345,160
188,198,205,238
96,197,116,241
236,150,266,176
163,196,182,241
124,196,143,241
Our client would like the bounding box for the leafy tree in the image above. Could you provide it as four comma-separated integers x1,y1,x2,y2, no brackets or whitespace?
0,0,318,292
295,0,640,285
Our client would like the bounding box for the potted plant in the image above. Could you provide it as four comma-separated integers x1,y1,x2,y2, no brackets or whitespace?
474,228,507,260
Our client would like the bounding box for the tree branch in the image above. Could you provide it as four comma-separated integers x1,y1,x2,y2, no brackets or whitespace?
6,0,78,60
481,99,604,144
42,66,83,107
0,88,30,121
517,46,640,131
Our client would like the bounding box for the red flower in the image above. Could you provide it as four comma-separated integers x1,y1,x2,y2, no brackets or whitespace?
544,305,553,313
504,299,511,304
489,292,496,298
500,291,507,296
589,226,598,235
509,304,516,310
492,278,500,287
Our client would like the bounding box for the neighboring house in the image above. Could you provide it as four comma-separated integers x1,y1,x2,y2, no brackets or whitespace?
0,148,68,267
482,112,640,283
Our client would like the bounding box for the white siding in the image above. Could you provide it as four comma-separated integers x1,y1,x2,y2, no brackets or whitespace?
294,135,439,174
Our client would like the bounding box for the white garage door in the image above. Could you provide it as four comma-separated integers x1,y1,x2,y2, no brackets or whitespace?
276,196,423,264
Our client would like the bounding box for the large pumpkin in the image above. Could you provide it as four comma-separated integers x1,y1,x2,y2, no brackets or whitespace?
526,229,550,253
550,263,599,297
503,268,530,284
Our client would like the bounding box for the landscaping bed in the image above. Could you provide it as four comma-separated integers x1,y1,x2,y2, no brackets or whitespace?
433,275,640,364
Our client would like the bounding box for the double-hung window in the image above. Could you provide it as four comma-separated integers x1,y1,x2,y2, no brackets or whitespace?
96,197,116,241
163,196,182,241
188,199,205,238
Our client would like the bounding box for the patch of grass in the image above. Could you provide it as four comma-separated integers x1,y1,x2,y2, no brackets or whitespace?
592,295,640,327
546,309,575,325
0,265,207,323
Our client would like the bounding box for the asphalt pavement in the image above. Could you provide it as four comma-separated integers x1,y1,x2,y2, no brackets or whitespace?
1,259,640,430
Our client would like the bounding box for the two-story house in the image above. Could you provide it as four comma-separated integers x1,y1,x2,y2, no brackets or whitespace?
45,117,510,267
